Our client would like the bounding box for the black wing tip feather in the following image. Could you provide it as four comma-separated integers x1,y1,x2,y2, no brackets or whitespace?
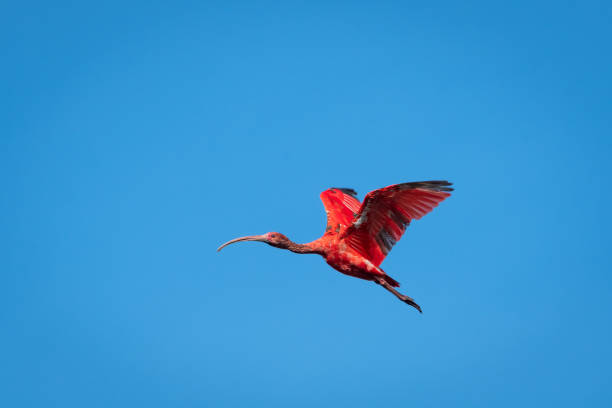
332,187,358,197
399,180,454,192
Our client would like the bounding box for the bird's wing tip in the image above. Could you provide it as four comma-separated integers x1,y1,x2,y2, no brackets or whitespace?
331,187,358,197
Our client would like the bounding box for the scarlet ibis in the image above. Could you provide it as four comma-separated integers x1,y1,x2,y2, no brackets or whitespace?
217,181,453,312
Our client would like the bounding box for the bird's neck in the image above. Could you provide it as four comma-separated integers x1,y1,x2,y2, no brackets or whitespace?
284,240,322,255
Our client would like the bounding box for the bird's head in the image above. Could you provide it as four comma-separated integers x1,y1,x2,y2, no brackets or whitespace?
217,232,291,252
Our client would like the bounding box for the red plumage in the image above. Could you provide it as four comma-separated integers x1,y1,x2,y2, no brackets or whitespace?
218,181,453,312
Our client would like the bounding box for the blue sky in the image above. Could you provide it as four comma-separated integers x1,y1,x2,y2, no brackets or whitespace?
2,1,611,407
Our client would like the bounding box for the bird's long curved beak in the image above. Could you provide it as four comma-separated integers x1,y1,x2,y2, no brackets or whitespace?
217,235,267,252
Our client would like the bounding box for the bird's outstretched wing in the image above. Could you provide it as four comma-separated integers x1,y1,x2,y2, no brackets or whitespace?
319,188,361,234
340,181,453,266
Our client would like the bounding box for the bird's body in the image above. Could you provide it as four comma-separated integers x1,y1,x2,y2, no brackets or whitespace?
324,243,395,285
218,181,453,312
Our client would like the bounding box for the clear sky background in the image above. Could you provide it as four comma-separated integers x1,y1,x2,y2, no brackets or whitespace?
2,1,611,407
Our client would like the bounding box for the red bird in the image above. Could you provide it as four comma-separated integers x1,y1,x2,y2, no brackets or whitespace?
217,181,453,312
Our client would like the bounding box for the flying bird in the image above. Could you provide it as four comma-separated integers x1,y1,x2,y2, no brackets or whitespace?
217,181,453,312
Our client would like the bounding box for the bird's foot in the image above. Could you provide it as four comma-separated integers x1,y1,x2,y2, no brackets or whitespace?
373,277,423,313
400,295,422,313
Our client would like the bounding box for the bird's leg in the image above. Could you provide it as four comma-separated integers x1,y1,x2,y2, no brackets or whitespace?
374,277,422,313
